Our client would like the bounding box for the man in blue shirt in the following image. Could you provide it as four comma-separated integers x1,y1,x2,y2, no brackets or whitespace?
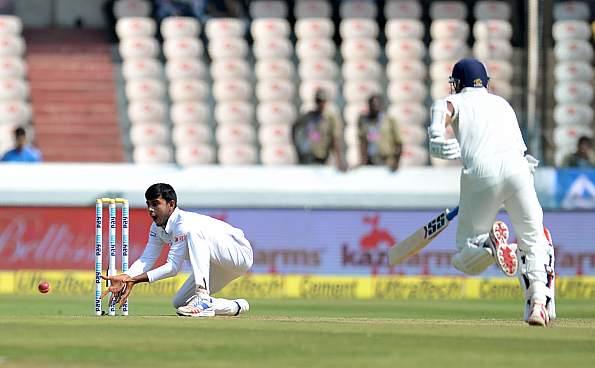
1,126,42,162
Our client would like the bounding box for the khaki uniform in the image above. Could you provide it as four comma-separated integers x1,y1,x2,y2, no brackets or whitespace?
357,113,402,167
292,110,344,164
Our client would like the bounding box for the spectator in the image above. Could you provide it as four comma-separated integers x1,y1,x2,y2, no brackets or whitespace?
563,136,595,168
357,94,402,171
1,127,42,163
292,89,347,171
154,0,193,23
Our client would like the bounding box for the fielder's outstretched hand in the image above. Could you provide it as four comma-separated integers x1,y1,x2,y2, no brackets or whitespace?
100,274,135,308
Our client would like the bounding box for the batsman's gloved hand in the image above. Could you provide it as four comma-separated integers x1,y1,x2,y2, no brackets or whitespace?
429,137,461,160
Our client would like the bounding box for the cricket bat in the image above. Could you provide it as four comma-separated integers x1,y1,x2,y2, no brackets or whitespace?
388,206,459,266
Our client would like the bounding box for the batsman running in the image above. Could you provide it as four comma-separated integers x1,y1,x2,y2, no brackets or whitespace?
101,183,253,317
429,58,555,326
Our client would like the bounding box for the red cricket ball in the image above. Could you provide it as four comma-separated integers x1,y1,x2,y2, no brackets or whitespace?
38,281,50,294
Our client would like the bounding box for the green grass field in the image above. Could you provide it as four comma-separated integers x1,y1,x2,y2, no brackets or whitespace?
0,295,594,368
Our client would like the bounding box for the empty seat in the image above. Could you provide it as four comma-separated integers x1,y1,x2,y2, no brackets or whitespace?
295,18,334,39
399,123,427,146
339,0,377,18
257,101,297,125
218,144,258,165
343,103,368,125
216,123,256,144
485,60,513,80
296,38,336,59
128,100,166,124
554,61,594,82
474,1,511,20
343,80,382,103
299,80,338,102
387,60,426,80
339,19,379,39
255,59,294,80
430,19,469,40
114,0,152,19
400,145,429,166
0,78,28,100
253,37,292,59
165,58,206,80
429,39,469,61
385,0,422,19
118,37,159,60
294,1,331,19
0,100,30,124
0,56,25,78
211,58,251,80
212,80,251,102
554,40,594,62
172,123,212,145
250,1,288,19
259,124,292,144
430,82,452,100
122,58,162,80
430,1,468,20
250,18,290,39
169,79,208,102
163,37,204,59
554,81,594,104
553,103,594,125
340,39,380,60
261,144,297,165
205,18,245,39
133,145,173,164
342,60,382,81
552,20,592,41
176,143,216,165
386,39,425,60
208,38,248,59
0,35,24,57
298,59,338,80
385,19,424,39
0,15,23,34
115,17,156,39
214,102,254,124
126,79,165,101
170,102,209,125
430,61,456,81
130,123,168,145
387,81,428,104
553,1,590,21
487,80,512,100
473,20,513,40
474,39,513,60
160,16,200,39
553,125,592,147
256,79,295,102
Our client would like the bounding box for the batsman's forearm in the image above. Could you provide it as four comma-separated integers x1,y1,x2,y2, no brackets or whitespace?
131,273,149,284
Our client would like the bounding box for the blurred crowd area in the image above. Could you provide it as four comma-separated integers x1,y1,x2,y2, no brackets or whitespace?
0,0,593,169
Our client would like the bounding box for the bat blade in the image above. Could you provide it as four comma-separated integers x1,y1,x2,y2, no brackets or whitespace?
388,207,458,266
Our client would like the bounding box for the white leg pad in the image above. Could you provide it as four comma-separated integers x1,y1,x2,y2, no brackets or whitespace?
452,234,494,275
211,297,242,316
519,245,556,321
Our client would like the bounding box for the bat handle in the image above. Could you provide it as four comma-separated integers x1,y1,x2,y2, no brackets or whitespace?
446,206,459,221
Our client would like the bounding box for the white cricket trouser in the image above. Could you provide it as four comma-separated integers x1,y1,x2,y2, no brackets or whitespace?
452,165,551,303
173,232,253,315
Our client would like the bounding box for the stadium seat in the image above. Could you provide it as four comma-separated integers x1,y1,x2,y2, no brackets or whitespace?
258,124,292,144
430,82,452,100
124,78,165,101
0,35,24,57
261,144,297,165
256,79,295,102
299,59,338,80
113,0,152,19
385,39,426,60
384,1,422,19
127,100,166,124
218,144,258,165
172,123,212,145
339,0,377,19
553,103,594,126
387,60,426,80
399,123,427,146
554,81,594,104
212,79,252,102
169,79,208,102
488,80,513,100
429,61,456,81
211,58,251,80
429,39,469,61
165,58,206,80
0,56,25,78
253,37,292,60
0,100,30,124
207,38,248,59
339,19,379,39
484,60,513,81
118,37,159,60
122,58,162,80
163,37,204,59
553,1,591,21
160,17,200,39
473,39,513,61
340,39,380,61
115,17,156,39
205,18,245,39
294,1,331,19
0,78,28,100
170,102,209,125
0,15,22,34
400,145,429,166
133,144,173,164
250,18,290,39
430,1,468,20
554,61,594,82
214,102,254,125
473,1,511,20
388,80,428,104
257,102,297,125
430,19,470,40
553,125,593,147
552,20,592,41
388,103,428,126
343,103,368,126
216,123,256,145
473,20,513,40
175,143,216,165
343,80,382,103
554,40,594,62
130,123,169,145
296,38,336,60
342,60,382,81
250,1,288,19
255,58,294,80
299,80,338,102
385,19,424,39
294,18,334,39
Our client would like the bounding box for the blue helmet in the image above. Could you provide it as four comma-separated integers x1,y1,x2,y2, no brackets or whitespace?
449,58,489,92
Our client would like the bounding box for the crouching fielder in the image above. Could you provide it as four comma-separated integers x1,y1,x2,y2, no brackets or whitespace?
429,58,555,326
102,183,253,317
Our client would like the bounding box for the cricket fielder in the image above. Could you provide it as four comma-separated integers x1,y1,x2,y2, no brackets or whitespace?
102,183,253,317
429,58,555,326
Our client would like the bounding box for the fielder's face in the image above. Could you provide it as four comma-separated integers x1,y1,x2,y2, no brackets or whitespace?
146,196,175,227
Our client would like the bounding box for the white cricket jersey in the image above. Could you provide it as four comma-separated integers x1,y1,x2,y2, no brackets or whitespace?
446,88,527,178
126,207,250,283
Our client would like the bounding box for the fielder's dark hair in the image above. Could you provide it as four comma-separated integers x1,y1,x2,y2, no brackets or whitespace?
145,183,177,205
578,136,592,146
14,126,26,138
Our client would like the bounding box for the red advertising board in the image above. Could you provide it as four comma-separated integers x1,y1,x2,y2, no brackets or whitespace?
0,207,166,270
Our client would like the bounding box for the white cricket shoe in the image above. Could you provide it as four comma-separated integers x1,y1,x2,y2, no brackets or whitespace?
177,294,215,317
489,221,518,277
527,301,550,327
234,299,249,315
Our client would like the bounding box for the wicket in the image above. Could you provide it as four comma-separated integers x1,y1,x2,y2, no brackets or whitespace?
95,197,129,316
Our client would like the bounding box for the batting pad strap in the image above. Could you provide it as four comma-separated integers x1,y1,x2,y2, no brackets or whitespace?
429,99,451,138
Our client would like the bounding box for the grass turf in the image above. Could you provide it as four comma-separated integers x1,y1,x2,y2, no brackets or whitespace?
0,295,593,368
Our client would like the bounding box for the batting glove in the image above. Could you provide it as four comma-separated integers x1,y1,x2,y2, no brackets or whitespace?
429,137,461,160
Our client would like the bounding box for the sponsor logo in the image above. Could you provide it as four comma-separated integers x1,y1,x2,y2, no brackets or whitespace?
473,78,483,87
173,234,187,243
342,214,395,270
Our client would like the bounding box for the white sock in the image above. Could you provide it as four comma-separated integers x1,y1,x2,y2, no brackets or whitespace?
211,297,240,316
